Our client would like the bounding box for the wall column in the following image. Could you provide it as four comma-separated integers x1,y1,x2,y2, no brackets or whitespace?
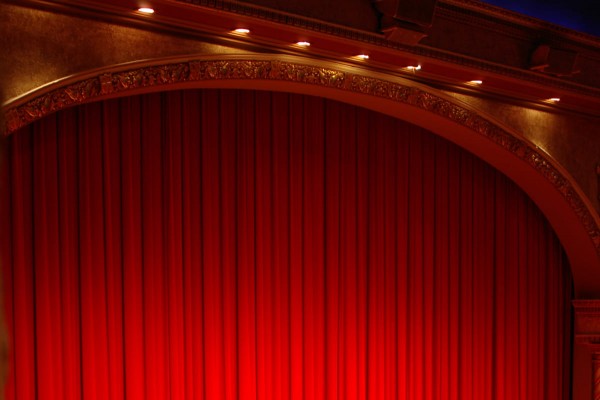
592,352,600,400
573,301,600,400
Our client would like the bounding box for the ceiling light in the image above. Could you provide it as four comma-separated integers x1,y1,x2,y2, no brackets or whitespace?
548,97,561,102
233,28,250,34
356,54,369,60
406,65,421,71
468,80,483,85
138,7,155,14
296,41,311,47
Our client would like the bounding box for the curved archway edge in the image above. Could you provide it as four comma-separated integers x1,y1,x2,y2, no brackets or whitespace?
3,55,600,297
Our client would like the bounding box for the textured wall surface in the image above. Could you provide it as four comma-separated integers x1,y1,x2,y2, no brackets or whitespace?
0,4,247,104
447,92,600,212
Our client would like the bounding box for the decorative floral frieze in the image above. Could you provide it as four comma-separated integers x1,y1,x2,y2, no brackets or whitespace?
3,58,600,255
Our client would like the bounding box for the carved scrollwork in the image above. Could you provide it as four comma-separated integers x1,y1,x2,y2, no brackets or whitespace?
573,300,600,356
3,58,600,256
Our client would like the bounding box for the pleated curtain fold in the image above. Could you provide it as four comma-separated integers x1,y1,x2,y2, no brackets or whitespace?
0,89,572,400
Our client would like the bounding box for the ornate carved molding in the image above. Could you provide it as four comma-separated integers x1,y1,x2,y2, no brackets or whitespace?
169,0,600,98
574,300,600,313
593,353,600,400
576,336,600,346
574,300,600,343
3,58,600,257
573,300,600,399
9,0,600,101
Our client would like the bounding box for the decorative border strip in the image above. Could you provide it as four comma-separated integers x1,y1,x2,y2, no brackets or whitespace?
573,300,600,345
173,0,600,98
574,300,600,314
4,58,600,255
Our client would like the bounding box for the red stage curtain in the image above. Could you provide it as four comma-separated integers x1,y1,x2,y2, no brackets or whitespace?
0,89,572,400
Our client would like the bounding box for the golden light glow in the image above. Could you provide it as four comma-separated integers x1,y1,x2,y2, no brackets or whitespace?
296,41,311,47
548,97,561,102
356,54,369,60
138,7,155,14
468,80,483,85
233,28,250,34
406,65,421,71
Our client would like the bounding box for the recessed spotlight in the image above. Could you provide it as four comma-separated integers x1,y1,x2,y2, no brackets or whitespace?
548,97,561,102
468,80,483,85
233,28,250,34
405,65,421,71
296,41,311,47
356,54,369,60
138,7,155,14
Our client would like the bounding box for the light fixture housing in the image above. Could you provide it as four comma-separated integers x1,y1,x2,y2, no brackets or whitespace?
233,28,250,34
468,80,483,85
138,7,155,14
356,54,369,60
296,41,311,47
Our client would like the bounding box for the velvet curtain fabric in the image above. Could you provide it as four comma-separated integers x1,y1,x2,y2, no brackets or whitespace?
0,89,572,399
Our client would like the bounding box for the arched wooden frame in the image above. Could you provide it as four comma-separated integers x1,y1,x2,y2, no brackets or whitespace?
3,54,600,297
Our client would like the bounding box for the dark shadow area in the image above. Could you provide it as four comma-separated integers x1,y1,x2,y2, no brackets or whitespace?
482,0,600,37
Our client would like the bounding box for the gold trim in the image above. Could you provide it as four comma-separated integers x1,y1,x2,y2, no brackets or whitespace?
3,58,600,257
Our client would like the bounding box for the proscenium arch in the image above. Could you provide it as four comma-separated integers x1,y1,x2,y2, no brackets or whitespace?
4,54,600,297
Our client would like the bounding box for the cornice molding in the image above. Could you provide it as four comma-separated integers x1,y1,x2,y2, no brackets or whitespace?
435,2,536,42
6,0,600,102
441,0,600,47
3,57,600,264
574,300,600,313
174,0,389,46
576,336,600,347
171,0,600,98
574,301,600,348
